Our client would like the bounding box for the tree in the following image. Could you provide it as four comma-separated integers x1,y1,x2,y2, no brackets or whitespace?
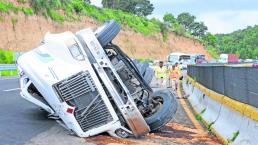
134,0,154,16
84,0,90,3
163,13,176,24
174,24,186,36
177,12,195,30
102,0,119,9
191,22,207,37
216,25,258,59
30,0,62,13
159,22,170,41
101,0,154,16
202,32,217,46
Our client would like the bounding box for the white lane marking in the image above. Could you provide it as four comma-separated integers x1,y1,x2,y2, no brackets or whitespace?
2,88,20,92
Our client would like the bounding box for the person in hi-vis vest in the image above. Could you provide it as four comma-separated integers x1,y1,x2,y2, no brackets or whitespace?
169,65,179,91
154,61,168,88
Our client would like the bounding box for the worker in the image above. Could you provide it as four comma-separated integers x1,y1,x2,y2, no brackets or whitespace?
175,62,183,80
154,61,168,88
169,65,179,91
175,62,179,71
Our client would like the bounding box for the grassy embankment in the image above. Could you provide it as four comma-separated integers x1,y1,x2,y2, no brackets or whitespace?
0,49,17,76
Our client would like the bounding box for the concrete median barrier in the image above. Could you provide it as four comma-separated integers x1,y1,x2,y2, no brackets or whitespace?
184,76,258,145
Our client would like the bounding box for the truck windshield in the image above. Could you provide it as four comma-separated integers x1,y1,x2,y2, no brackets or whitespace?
179,55,190,61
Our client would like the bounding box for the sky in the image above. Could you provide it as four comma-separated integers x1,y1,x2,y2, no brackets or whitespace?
90,0,258,34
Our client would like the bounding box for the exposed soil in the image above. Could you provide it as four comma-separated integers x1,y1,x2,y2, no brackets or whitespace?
85,122,222,145
85,94,222,145
0,12,212,60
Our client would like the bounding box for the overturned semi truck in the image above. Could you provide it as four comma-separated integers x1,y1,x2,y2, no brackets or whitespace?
17,20,177,138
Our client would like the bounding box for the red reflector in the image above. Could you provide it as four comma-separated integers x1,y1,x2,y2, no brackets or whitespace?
67,108,73,114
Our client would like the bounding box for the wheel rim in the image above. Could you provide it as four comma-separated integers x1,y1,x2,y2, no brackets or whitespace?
144,96,164,118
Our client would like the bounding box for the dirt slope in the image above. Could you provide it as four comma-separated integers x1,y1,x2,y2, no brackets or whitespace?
0,13,211,60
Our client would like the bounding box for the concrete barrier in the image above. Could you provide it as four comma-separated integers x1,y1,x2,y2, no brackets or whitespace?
183,76,258,145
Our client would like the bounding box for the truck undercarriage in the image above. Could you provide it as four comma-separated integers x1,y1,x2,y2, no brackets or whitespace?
17,20,177,138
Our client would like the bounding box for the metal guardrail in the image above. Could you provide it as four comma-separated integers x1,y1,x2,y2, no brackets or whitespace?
188,64,258,108
0,64,17,76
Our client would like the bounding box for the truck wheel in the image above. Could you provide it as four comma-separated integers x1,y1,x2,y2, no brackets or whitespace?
132,61,154,85
145,89,177,131
143,67,154,85
95,20,121,47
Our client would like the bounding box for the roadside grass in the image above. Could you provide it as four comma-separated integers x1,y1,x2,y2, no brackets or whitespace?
0,0,197,39
0,69,18,76
0,49,17,77
0,49,15,64
137,58,154,63
0,0,216,58
0,1,33,15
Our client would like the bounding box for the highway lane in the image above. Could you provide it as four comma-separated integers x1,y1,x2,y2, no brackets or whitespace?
0,78,55,145
0,75,222,145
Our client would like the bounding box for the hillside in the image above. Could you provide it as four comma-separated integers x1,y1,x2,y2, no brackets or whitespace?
0,0,212,60
216,25,258,59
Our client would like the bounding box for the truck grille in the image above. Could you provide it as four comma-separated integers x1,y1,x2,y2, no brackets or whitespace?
54,71,113,132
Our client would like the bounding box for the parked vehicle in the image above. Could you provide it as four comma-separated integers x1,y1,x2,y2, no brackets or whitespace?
17,20,177,138
218,54,239,63
167,52,191,69
244,59,254,63
190,54,206,64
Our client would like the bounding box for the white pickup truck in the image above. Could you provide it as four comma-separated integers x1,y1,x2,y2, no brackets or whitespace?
17,20,177,138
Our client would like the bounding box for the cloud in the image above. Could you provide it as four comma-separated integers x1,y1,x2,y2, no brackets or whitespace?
198,10,258,34
150,0,196,5
91,0,258,34
91,0,102,7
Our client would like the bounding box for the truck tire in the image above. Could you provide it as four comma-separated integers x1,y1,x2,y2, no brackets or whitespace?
139,62,149,76
145,89,177,131
95,20,121,47
132,61,154,85
143,67,154,85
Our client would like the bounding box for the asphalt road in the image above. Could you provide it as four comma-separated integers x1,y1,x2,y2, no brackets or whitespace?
0,75,221,145
0,77,55,145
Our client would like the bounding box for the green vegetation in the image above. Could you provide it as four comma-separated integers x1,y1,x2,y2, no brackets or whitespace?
0,0,210,40
216,25,258,59
26,0,160,35
22,7,33,15
7,0,258,59
136,58,153,63
227,130,240,143
102,0,154,17
207,46,219,59
164,12,208,38
48,9,64,22
0,49,17,76
0,69,18,76
0,1,33,15
195,108,206,121
207,121,215,131
0,49,14,64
